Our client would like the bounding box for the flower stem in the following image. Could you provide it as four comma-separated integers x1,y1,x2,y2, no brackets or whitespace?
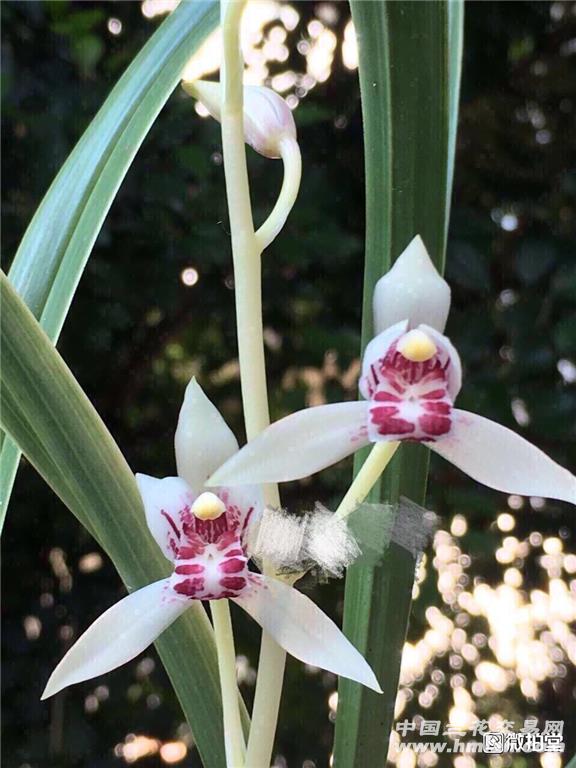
220,3,294,766
210,600,246,767
334,441,400,520
220,0,270,439
255,136,302,252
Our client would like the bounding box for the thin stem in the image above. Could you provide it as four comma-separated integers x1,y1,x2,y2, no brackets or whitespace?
255,137,302,252
334,442,400,520
210,600,246,767
220,3,287,767
205,6,254,768
221,2,269,439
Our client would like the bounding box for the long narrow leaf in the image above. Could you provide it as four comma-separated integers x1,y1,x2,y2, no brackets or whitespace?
0,273,249,767
333,2,463,764
0,0,218,530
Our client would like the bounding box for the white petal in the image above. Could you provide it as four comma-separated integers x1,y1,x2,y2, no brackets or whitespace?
42,580,189,699
175,378,239,490
207,402,370,486
373,236,451,333
135,474,193,561
431,410,576,504
234,575,381,692
359,320,408,399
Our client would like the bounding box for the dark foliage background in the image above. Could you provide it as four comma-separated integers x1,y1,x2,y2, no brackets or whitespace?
2,1,575,767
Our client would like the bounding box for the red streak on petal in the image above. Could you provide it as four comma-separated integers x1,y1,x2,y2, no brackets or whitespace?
419,414,451,436
178,544,205,559
173,577,205,596
373,391,402,403
220,576,246,591
379,418,415,435
168,536,179,557
216,530,238,550
161,510,180,538
422,389,447,400
193,515,228,544
219,558,246,574
175,564,205,575
370,407,415,436
239,506,254,540
423,401,451,414
225,548,245,557
371,405,400,417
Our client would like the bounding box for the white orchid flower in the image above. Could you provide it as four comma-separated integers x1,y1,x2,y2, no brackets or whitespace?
209,237,576,505
42,379,380,699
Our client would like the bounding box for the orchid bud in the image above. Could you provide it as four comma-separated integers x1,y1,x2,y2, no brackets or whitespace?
182,80,297,159
373,235,451,333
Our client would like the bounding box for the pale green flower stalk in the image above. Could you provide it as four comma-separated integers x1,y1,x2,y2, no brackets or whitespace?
214,2,400,762
218,1,297,764
215,4,390,761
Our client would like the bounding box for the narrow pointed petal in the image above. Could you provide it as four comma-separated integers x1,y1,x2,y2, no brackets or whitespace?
373,235,451,334
207,402,370,486
234,575,382,693
42,580,189,699
431,410,576,503
136,474,194,561
175,378,239,490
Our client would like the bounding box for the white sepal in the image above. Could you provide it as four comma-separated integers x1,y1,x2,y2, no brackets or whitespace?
182,80,297,159
175,378,239,491
136,474,193,561
431,409,576,504
41,580,189,699
207,401,371,486
373,236,451,333
234,575,382,693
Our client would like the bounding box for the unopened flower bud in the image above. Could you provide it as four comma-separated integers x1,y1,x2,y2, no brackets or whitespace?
182,80,297,159
373,235,451,333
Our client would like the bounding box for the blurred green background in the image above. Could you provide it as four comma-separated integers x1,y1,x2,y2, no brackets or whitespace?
2,1,576,767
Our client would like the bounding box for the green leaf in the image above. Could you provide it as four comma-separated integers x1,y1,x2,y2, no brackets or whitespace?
333,2,463,764
0,273,249,766
1,0,218,531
